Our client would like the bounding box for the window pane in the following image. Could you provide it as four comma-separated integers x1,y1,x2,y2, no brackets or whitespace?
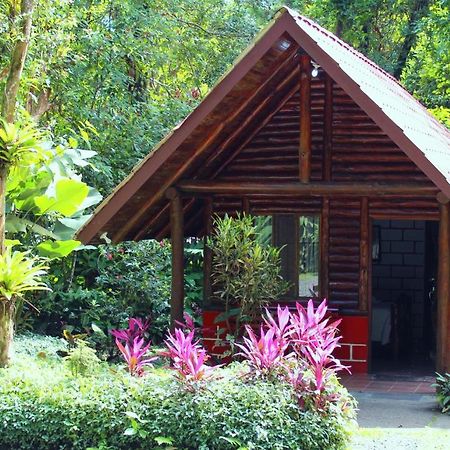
299,216,320,297
254,215,272,246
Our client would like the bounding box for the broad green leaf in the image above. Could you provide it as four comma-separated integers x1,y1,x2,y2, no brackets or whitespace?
53,215,91,240
34,178,89,216
5,214,57,238
78,188,102,212
5,239,21,247
36,240,81,259
155,436,174,445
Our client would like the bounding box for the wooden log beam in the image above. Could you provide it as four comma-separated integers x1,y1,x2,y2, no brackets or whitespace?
323,73,333,181
359,197,369,312
203,50,299,176
203,197,213,306
177,181,437,197
299,54,312,183
205,69,300,180
167,188,184,329
242,197,250,214
320,197,330,300
437,197,450,372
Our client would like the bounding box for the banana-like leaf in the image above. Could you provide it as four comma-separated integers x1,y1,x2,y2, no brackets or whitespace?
36,240,81,259
34,178,89,216
5,214,57,238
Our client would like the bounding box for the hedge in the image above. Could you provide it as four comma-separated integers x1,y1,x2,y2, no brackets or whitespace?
0,335,356,450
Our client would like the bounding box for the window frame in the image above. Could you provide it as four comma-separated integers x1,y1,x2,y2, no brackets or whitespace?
260,212,322,301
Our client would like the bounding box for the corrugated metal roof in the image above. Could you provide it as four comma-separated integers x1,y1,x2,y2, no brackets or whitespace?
286,7,450,191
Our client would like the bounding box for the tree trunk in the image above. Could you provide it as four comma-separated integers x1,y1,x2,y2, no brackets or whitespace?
0,301,14,367
0,166,6,255
1,0,34,123
393,0,431,79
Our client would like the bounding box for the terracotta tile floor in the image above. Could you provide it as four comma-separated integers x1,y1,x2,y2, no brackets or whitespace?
340,373,435,394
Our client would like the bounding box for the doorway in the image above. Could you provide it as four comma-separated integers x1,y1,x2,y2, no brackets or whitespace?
370,219,438,375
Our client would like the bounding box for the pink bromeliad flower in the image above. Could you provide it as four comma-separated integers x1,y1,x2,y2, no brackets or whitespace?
115,336,158,376
235,325,287,376
162,329,216,385
110,317,151,346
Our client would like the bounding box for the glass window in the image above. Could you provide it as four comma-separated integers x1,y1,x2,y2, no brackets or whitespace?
254,215,272,246
298,216,320,298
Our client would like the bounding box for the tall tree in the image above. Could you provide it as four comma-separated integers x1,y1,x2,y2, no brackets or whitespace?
1,0,34,255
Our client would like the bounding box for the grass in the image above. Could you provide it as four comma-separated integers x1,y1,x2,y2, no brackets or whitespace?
349,427,450,449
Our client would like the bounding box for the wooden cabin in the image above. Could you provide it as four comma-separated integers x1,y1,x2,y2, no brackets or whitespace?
78,7,450,374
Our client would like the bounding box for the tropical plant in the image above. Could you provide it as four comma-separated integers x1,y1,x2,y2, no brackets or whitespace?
209,213,289,333
235,325,288,377
110,317,151,347
237,300,349,411
65,339,100,376
0,120,47,167
162,328,217,387
0,246,49,366
115,336,158,377
433,372,450,414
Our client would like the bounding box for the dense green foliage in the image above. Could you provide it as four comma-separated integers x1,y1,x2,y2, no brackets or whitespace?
0,334,356,450
29,240,201,344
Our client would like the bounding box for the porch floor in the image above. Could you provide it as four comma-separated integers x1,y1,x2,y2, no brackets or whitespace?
340,373,435,394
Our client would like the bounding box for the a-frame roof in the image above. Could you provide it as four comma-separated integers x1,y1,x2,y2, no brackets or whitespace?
78,7,450,244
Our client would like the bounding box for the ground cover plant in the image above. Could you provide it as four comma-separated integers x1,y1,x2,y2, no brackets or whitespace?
0,302,356,450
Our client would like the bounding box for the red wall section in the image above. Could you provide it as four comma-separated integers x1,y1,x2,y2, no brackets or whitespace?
202,309,369,373
331,313,369,373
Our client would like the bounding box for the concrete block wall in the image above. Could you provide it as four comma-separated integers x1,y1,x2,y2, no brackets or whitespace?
372,220,425,351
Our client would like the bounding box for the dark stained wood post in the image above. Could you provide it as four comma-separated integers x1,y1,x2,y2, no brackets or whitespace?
203,197,213,306
359,197,369,312
242,197,250,215
437,195,450,372
166,188,184,329
299,54,312,183
320,197,330,300
323,73,333,181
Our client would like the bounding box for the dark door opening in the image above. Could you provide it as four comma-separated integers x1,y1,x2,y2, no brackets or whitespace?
370,219,438,375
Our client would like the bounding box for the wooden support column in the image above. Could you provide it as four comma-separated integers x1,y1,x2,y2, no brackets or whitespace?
167,188,184,328
320,197,330,300
299,54,312,183
242,197,250,214
437,195,450,372
203,197,213,306
359,197,369,312
323,74,333,181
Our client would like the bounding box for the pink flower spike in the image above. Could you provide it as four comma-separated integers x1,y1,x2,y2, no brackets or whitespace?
162,328,217,386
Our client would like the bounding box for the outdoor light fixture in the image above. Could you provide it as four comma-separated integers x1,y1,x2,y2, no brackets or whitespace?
277,38,291,51
311,61,320,77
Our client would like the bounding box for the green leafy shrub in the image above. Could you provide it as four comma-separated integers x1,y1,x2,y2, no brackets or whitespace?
0,335,356,450
65,340,101,376
434,372,450,414
33,239,202,346
209,214,288,330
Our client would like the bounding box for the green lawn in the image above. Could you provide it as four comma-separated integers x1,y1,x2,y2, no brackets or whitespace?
349,428,450,449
